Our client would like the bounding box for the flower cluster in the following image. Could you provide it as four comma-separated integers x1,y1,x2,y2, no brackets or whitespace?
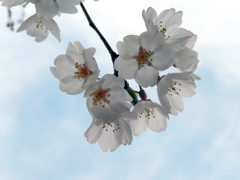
50,7,200,152
1,0,82,42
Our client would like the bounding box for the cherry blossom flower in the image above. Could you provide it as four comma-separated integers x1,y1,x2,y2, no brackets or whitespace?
129,100,168,136
16,14,60,42
142,7,197,52
84,74,134,123
34,0,81,20
114,27,174,87
50,42,100,95
0,0,31,7
157,72,196,116
84,117,132,152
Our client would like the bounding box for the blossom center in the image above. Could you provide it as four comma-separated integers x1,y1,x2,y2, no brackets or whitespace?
75,62,93,81
139,108,155,119
92,88,110,107
168,81,182,96
135,46,153,69
158,21,170,38
36,21,48,33
102,123,120,132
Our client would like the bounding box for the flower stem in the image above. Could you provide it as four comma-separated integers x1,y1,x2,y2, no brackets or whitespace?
80,2,119,67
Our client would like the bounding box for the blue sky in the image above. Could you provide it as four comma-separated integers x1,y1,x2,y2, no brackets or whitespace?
0,0,240,179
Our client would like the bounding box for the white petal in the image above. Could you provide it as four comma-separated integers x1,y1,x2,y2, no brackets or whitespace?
170,90,184,112
58,0,79,14
119,118,132,145
151,44,175,71
140,30,165,52
91,103,121,124
135,66,159,87
59,79,84,95
166,28,193,45
84,79,104,97
82,48,97,72
35,0,59,20
130,117,148,137
84,121,103,144
148,108,167,132
101,74,125,89
116,39,139,60
114,58,138,79
17,14,38,32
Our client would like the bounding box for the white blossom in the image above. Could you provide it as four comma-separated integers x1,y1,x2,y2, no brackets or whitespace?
34,0,81,20
16,14,60,42
0,0,31,7
142,7,197,52
50,42,100,95
84,118,132,152
157,72,196,116
129,100,168,136
84,74,134,124
114,27,174,87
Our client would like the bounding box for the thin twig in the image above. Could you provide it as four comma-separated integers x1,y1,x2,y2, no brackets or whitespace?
80,2,119,67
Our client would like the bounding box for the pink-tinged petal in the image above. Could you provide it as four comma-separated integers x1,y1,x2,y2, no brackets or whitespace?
17,14,38,32
140,30,165,52
129,117,148,137
116,40,139,60
114,58,138,79
135,66,159,87
35,0,59,20
151,44,174,71
101,74,124,89
84,121,103,144
148,108,167,132
119,118,132,145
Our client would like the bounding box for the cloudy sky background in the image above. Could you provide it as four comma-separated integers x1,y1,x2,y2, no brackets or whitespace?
0,0,240,179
